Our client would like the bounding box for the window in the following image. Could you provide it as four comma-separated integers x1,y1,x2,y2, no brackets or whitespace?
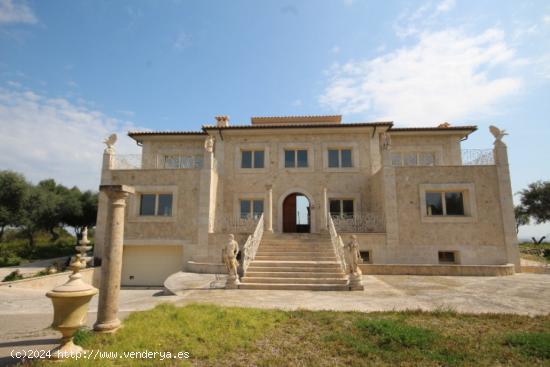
391,152,435,166
285,149,308,168
360,251,371,263
329,199,354,218
328,149,353,168
139,194,173,216
426,192,465,216
240,199,264,219
438,251,457,264
241,150,264,169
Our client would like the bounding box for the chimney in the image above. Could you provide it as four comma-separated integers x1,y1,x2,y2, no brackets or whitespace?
215,116,230,127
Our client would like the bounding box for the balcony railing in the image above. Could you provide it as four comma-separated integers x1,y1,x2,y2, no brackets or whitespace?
225,215,262,234
111,154,204,170
112,154,141,169
461,149,494,165
331,212,385,233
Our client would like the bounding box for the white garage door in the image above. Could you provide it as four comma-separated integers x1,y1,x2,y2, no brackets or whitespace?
121,246,183,286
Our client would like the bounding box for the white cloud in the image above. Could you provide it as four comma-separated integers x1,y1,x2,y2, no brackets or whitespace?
173,31,191,51
343,0,354,6
0,86,141,190
435,0,455,15
543,15,550,25
330,45,341,54
0,0,37,25
319,28,522,124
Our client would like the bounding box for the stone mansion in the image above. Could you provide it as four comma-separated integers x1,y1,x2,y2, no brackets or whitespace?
93,115,520,289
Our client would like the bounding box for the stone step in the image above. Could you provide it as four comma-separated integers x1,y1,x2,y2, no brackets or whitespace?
255,252,336,257
258,245,333,250
238,283,350,291
241,277,348,285
247,266,343,273
255,255,336,261
250,260,341,267
261,240,332,245
245,271,346,278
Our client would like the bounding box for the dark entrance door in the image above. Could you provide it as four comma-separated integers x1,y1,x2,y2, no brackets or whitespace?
283,194,297,233
283,193,310,233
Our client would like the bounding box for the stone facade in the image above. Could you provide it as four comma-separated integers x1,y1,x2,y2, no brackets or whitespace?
93,115,520,286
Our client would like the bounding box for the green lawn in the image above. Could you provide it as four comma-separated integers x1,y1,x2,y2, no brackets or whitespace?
36,303,550,366
520,242,550,264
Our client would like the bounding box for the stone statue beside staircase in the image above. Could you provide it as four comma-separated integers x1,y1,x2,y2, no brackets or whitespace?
345,235,363,290
223,234,240,289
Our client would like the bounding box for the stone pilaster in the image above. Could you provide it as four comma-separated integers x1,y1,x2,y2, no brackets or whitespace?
323,187,328,229
494,141,521,271
382,149,399,262
265,185,273,232
94,185,134,333
195,137,215,261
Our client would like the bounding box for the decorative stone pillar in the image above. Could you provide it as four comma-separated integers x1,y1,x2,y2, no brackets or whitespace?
94,185,134,333
382,145,399,262
265,185,273,232
493,136,521,271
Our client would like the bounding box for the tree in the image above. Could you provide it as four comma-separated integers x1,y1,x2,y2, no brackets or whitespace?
514,205,530,234
19,185,57,252
0,171,28,242
519,181,550,224
63,189,98,244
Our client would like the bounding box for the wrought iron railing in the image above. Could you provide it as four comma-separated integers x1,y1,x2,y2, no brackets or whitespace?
225,215,262,234
112,154,141,169
242,214,264,274
331,212,385,233
328,215,348,274
461,149,494,165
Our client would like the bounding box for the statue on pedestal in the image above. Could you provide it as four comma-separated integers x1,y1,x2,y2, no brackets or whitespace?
223,234,240,288
345,235,363,290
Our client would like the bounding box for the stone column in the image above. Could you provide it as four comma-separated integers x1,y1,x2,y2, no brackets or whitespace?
94,185,134,333
323,187,328,229
382,149,398,263
93,148,115,262
265,185,273,232
494,140,521,271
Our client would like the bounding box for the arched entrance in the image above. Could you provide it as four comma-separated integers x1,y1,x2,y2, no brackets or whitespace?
282,193,311,233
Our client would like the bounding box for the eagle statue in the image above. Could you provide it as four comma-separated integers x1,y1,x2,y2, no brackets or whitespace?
489,125,508,142
103,133,117,150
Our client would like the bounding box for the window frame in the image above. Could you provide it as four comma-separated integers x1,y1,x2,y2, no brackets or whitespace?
129,185,178,223
139,193,174,217
329,198,355,218
240,149,265,169
284,149,309,168
391,151,436,167
235,144,270,173
419,183,477,223
238,198,265,220
279,143,314,172
328,148,353,168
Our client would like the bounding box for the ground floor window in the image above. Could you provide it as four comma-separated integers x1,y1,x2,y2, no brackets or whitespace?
240,199,264,219
360,250,371,263
329,199,354,218
438,251,458,264
139,193,173,216
426,191,465,216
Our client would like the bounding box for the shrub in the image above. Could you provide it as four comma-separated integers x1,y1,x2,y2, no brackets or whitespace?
3,270,23,282
506,332,550,359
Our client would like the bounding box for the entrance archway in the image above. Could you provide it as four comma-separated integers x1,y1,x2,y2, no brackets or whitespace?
282,193,310,233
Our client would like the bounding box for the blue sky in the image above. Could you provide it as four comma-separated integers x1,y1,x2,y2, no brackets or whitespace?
0,0,549,239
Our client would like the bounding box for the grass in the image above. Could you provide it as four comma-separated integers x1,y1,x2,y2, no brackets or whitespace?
519,242,550,264
35,304,550,367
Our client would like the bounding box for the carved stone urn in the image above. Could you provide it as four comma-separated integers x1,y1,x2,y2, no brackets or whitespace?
46,254,98,359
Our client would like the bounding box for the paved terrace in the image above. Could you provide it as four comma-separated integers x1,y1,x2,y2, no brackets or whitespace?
0,273,549,365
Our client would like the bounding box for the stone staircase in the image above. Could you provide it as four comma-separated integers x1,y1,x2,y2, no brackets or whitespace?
239,233,349,291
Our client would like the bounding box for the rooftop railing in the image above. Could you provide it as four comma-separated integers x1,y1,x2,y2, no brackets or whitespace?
461,149,494,165
111,154,204,170
112,154,141,169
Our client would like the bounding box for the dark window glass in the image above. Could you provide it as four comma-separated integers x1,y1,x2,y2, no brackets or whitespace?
343,200,354,218
254,151,264,168
139,194,156,216
329,200,341,217
426,192,443,216
253,200,264,218
341,149,353,167
240,200,251,219
297,150,308,167
438,251,456,263
241,151,252,168
157,194,173,216
328,149,339,168
285,150,295,168
360,251,370,262
445,192,465,215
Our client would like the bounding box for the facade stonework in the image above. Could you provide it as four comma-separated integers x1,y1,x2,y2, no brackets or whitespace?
93,116,520,286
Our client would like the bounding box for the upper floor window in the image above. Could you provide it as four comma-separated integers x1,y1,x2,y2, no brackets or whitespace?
285,149,308,168
240,199,264,219
328,149,353,168
241,150,265,169
329,199,354,218
140,193,173,216
426,191,465,216
391,152,435,166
